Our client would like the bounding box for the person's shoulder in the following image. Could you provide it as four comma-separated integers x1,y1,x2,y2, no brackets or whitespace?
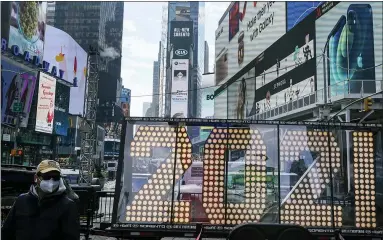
60,194,76,206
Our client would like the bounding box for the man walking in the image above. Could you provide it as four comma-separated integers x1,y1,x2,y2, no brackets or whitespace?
2,160,80,240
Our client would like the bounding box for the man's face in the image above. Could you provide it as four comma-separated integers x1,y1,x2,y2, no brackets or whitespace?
35,170,61,186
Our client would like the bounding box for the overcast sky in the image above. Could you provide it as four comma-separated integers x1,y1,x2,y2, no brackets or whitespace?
122,2,230,117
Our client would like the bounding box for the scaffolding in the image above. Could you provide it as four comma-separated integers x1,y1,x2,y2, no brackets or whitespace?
79,46,100,184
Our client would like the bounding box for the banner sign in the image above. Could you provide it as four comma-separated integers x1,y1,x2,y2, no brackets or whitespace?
35,72,56,133
170,59,189,118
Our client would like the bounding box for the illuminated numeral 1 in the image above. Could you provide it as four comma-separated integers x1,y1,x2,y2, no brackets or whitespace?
280,130,342,227
202,127,267,225
125,126,192,223
352,132,376,228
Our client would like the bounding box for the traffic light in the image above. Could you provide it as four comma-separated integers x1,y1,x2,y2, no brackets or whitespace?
363,97,373,111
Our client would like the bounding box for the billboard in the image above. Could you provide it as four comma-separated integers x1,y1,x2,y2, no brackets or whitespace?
53,82,70,136
220,11,316,119
1,58,37,127
7,2,47,60
43,25,87,86
286,2,321,31
35,72,56,134
248,11,316,118
121,88,131,117
215,2,286,86
315,2,383,100
171,59,189,118
200,74,215,118
169,21,193,60
113,118,383,237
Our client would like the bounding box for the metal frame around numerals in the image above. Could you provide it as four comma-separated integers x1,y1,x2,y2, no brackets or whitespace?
79,46,100,184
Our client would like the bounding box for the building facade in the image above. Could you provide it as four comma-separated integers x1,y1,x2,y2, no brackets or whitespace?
152,60,160,117
165,1,205,118
204,40,209,74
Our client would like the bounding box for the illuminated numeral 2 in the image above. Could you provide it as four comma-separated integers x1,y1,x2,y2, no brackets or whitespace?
126,126,192,223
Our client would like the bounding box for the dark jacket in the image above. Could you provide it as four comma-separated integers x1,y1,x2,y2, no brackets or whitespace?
1,185,80,240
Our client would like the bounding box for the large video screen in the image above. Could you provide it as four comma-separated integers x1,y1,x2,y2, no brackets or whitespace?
112,118,382,236
215,2,286,86
315,2,383,100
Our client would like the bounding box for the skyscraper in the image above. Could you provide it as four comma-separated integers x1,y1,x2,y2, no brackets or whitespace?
152,60,160,117
204,41,209,74
165,2,205,118
52,2,124,123
142,102,152,117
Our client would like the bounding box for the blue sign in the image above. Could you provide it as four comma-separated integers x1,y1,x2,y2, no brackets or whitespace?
286,2,322,31
1,38,65,80
121,88,131,104
54,110,69,136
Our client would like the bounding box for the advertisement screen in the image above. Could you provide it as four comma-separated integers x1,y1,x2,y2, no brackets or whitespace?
43,25,87,86
35,72,56,134
227,69,255,119
1,58,37,127
316,2,383,100
200,74,215,118
169,21,193,60
215,2,286,86
8,2,47,59
121,88,131,117
171,59,189,118
248,11,316,118
219,11,316,119
286,2,321,31
113,119,383,236
54,82,70,136
54,110,69,136
56,28,88,116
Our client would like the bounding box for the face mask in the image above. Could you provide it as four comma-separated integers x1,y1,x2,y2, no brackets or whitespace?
39,179,60,193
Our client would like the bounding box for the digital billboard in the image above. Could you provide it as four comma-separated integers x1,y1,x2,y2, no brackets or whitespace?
171,59,189,118
315,2,383,100
169,21,193,60
286,2,321,31
214,2,286,86
1,58,37,127
43,25,87,86
35,72,56,134
220,10,316,119
121,88,131,118
53,82,70,136
112,118,383,237
200,74,215,118
7,2,47,60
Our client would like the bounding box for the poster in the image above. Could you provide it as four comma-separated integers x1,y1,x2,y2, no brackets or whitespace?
35,72,56,133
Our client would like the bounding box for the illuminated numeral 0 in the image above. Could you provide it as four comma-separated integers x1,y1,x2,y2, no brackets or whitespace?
202,128,267,225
